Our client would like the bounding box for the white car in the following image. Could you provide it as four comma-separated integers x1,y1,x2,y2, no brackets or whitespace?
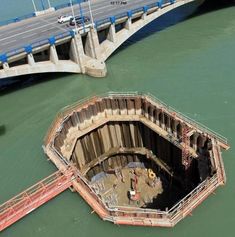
57,15,73,24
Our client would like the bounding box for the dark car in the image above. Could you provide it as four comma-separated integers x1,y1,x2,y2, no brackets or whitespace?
70,16,90,26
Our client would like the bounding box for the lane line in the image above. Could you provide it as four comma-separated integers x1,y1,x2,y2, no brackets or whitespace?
1,39,17,46
0,21,42,37
21,32,39,39
0,21,64,42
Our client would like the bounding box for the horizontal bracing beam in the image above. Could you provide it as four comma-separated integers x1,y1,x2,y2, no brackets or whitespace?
80,146,174,177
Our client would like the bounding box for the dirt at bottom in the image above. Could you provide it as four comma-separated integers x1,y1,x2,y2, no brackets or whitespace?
93,168,163,208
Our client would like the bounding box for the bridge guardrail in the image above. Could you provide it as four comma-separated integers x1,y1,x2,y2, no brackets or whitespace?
4,31,72,59
54,0,88,10
1,0,176,61
31,39,49,49
115,12,128,20
0,12,36,27
132,7,144,15
148,2,158,9
93,0,170,27
6,48,25,58
54,31,71,40
95,18,110,28
54,2,74,11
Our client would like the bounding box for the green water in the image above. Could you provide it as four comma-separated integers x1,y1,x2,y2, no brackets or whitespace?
1,5,235,237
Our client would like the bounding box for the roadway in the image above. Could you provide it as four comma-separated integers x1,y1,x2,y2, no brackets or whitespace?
0,0,163,55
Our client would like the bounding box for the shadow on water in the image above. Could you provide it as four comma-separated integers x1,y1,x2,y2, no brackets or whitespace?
110,0,235,59
0,125,6,136
0,72,72,95
193,0,235,15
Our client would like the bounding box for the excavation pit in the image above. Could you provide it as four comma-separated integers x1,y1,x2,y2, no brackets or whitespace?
44,92,229,227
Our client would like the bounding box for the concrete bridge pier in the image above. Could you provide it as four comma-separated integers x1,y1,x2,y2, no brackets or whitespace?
107,23,116,43
125,17,132,30
27,54,35,66
83,28,107,78
2,62,9,70
70,34,86,74
50,45,59,64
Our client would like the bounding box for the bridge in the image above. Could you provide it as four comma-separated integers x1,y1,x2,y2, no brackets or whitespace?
0,0,198,79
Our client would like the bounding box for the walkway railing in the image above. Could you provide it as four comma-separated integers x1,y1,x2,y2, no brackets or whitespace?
102,173,218,226
0,170,73,232
145,92,228,144
168,173,218,222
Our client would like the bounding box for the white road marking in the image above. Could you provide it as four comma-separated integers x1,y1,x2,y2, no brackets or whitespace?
0,21,62,42
1,39,17,46
0,21,42,36
40,18,67,32
21,32,38,39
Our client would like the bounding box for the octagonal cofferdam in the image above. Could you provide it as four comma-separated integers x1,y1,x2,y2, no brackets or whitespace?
43,92,229,227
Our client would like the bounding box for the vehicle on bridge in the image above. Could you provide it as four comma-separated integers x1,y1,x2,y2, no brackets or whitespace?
69,16,90,26
57,15,73,24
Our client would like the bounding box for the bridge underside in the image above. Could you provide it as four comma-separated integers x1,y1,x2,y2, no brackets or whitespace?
0,0,198,79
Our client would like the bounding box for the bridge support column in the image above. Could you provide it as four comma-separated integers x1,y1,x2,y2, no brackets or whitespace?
70,34,86,74
50,45,59,64
82,28,107,77
142,6,148,20
107,24,116,43
125,18,132,30
142,13,147,20
2,63,9,70
85,28,101,59
85,31,96,58
27,53,35,66
126,11,132,30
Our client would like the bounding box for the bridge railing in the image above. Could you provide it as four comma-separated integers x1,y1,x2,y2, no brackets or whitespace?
31,39,50,49
115,12,128,20
0,13,36,27
3,31,73,59
54,31,71,40
95,0,172,28
6,48,25,58
54,0,88,10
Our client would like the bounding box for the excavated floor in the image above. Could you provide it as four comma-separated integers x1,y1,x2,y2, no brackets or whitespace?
91,167,163,208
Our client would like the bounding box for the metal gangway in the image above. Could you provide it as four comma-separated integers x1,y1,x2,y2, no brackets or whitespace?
0,170,73,232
